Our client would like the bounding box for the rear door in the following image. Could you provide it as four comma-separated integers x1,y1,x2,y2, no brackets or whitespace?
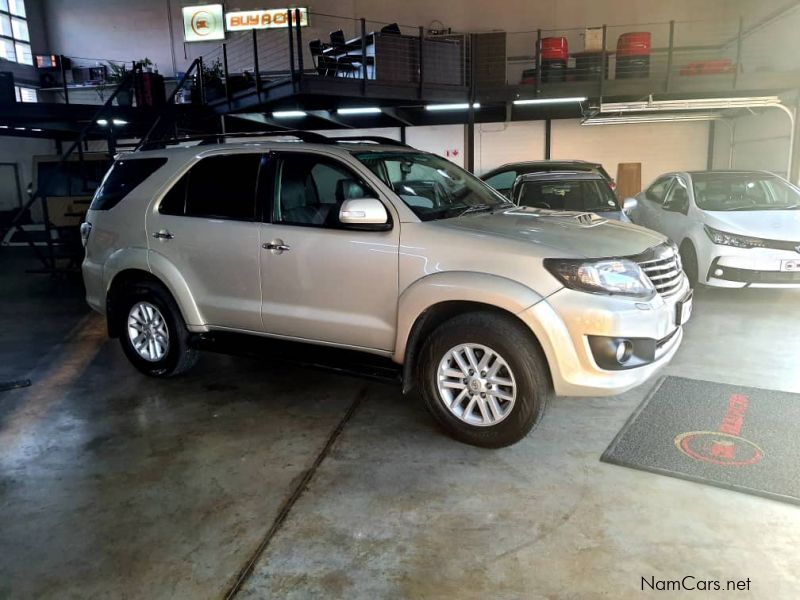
146,152,266,331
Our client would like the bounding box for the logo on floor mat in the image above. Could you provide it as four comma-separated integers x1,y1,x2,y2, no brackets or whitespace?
674,393,763,467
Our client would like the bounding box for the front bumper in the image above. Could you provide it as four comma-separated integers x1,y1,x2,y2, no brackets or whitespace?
701,245,800,288
518,278,689,397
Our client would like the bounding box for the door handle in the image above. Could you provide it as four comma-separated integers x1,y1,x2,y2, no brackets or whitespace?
153,230,174,240
262,241,290,253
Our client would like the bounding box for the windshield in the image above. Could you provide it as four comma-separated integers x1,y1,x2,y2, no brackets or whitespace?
516,178,620,212
354,151,510,221
692,173,800,211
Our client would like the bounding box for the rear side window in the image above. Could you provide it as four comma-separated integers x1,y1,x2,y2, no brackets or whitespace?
89,157,167,210
483,170,517,197
185,154,262,221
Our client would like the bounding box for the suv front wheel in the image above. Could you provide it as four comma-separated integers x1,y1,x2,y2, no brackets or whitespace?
420,312,550,448
117,281,199,377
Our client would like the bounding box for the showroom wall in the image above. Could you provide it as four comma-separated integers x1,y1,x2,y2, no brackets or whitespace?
39,0,742,77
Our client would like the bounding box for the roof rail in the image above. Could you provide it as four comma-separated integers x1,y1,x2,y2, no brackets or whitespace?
136,130,409,151
328,136,408,147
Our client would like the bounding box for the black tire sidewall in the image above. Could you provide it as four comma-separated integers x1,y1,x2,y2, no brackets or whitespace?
118,283,187,377
680,242,701,288
420,312,549,448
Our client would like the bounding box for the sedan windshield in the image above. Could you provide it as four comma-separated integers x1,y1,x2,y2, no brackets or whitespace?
516,178,620,212
692,173,800,211
353,151,510,221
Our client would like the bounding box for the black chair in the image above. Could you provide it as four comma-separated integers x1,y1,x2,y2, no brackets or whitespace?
329,30,363,78
309,39,338,77
380,22,402,35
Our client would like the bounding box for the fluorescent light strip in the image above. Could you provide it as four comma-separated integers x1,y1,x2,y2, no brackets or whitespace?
425,103,480,111
600,96,781,113
513,96,587,105
272,110,307,118
96,119,108,126
337,107,381,115
583,113,721,125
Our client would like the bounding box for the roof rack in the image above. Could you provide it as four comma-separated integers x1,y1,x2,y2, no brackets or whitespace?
136,130,409,151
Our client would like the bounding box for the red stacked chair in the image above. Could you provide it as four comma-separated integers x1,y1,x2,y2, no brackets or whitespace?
540,37,568,82
616,32,651,79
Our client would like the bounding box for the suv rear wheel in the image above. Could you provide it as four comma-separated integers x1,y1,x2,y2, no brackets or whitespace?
117,281,198,377
419,312,550,448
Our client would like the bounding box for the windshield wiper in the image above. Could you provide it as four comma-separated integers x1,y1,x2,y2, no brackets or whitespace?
456,203,498,217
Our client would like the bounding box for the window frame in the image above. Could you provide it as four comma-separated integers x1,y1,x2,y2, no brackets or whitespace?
0,1,31,65
645,176,675,205
268,151,390,230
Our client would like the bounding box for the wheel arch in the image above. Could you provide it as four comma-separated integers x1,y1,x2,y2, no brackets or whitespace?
396,272,547,394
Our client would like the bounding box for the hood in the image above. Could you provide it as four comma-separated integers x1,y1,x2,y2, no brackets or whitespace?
432,206,666,258
703,210,800,241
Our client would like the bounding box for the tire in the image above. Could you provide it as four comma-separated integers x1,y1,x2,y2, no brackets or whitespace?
116,280,198,377
680,241,703,289
419,311,551,448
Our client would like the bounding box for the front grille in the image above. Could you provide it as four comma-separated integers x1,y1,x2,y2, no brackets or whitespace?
638,246,684,297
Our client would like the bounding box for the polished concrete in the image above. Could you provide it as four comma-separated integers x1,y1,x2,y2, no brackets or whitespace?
1,251,799,599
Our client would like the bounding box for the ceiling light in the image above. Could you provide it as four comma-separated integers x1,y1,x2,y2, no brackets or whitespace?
272,110,307,118
96,119,108,126
582,113,722,125
513,96,587,105
337,107,381,115
112,119,128,126
600,96,782,113
425,103,481,111
0,125,8,129
32,128,42,131
14,127,25,130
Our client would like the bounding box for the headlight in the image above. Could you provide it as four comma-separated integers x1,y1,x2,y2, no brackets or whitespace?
704,225,765,249
544,258,656,299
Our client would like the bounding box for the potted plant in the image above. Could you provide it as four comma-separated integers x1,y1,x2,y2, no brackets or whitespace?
97,62,133,106
193,58,225,103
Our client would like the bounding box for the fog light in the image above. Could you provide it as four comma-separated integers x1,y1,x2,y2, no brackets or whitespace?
714,268,724,277
615,340,633,364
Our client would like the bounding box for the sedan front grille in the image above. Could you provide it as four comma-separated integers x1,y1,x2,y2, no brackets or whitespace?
638,246,684,298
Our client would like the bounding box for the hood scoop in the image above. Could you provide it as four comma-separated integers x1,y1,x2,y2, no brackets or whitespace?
520,208,608,227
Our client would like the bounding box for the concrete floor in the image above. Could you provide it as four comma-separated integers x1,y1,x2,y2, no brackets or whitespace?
1,250,799,599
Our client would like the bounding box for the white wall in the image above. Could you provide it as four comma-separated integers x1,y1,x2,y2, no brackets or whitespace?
712,108,794,178
551,119,709,189
475,121,545,174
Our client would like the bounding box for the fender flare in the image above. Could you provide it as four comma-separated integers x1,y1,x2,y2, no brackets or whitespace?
104,248,205,330
394,271,545,362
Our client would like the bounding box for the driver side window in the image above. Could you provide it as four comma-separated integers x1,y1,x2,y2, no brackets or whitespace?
663,178,689,212
272,153,379,228
646,177,673,204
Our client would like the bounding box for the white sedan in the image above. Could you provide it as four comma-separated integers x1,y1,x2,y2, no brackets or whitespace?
628,170,800,288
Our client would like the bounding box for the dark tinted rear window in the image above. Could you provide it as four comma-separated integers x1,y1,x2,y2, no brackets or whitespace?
90,158,167,210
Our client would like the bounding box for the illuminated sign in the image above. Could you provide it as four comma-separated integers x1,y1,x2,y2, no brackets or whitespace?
225,7,309,31
182,4,225,42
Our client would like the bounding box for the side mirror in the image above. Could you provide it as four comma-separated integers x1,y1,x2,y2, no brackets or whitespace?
623,197,638,212
338,198,390,230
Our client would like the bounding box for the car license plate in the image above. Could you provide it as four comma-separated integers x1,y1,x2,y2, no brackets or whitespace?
781,259,800,272
676,290,693,326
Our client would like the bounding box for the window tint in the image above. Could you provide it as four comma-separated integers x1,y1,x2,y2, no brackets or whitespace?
183,154,262,221
159,173,188,216
90,157,167,210
274,153,376,227
484,170,517,196
691,173,800,211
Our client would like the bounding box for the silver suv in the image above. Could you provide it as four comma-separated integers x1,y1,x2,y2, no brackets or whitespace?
81,135,691,447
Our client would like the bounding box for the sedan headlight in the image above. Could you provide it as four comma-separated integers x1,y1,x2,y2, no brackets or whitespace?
544,258,656,299
704,225,765,249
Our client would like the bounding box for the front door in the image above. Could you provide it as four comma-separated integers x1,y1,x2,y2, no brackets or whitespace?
259,151,400,351
146,152,266,331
